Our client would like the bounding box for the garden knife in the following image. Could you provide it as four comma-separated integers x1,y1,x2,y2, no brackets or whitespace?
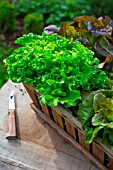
6,90,17,139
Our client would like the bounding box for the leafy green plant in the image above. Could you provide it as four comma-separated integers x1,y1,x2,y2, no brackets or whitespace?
77,90,113,148
0,65,8,88
12,0,90,26
24,13,44,34
87,0,113,19
51,15,113,147
0,35,14,88
58,15,113,71
6,33,109,107
0,0,15,33
43,0,89,26
12,0,41,17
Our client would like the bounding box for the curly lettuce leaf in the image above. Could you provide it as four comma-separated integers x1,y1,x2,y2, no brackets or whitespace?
78,90,113,146
93,93,106,112
77,94,94,125
85,125,103,144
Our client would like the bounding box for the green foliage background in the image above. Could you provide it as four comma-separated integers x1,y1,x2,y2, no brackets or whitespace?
12,0,90,26
0,0,15,33
1,0,113,88
0,37,13,88
24,13,44,34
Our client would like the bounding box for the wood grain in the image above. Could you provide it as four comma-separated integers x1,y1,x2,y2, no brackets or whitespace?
23,83,40,107
52,105,82,129
65,119,76,139
0,80,99,170
51,108,64,129
108,158,113,170
31,103,108,170
78,130,90,151
92,141,105,164
23,84,113,160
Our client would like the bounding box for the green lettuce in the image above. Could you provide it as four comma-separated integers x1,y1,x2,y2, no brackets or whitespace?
77,90,113,146
6,33,109,107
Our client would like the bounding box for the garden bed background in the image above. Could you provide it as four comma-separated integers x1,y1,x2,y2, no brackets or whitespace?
1,0,113,88
23,83,113,170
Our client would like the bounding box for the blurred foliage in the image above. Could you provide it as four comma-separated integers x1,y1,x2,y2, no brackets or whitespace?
24,13,44,34
87,0,113,18
12,0,90,26
0,35,14,88
1,0,113,88
11,0,113,26
0,0,15,33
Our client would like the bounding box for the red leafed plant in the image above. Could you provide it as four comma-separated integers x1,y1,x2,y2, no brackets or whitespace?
56,15,113,71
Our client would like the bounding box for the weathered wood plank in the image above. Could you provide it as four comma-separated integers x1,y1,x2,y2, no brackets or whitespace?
41,105,50,117
51,108,64,129
95,138,113,158
52,105,82,130
23,83,40,107
90,164,99,170
38,101,51,118
65,119,76,139
0,80,98,170
108,158,113,170
92,141,105,164
78,130,90,151
0,157,35,170
23,84,113,160
31,103,107,170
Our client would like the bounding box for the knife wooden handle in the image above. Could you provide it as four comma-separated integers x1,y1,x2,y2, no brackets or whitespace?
6,109,17,140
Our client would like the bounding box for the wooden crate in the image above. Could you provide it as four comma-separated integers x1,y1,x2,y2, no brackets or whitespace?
23,83,113,170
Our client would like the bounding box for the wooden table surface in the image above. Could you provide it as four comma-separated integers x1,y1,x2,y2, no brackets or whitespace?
0,80,99,170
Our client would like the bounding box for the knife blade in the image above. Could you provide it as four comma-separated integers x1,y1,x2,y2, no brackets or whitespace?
6,90,17,139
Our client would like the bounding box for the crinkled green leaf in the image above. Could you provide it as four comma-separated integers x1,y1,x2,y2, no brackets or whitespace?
97,37,113,56
102,127,113,146
78,89,113,146
59,90,81,107
66,26,77,35
47,97,59,108
46,79,56,86
85,125,103,144
104,98,113,111
93,93,106,112
39,95,46,106
77,93,95,125
99,37,110,49
6,33,109,108
95,42,110,57
101,122,113,128
51,89,66,97
92,111,106,126
101,98,113,122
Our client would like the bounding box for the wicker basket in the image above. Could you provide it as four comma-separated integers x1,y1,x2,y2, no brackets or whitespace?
23,83,113,170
